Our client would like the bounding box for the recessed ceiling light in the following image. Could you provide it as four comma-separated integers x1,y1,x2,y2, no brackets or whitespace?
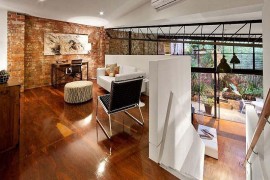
99,11,104,16
39,0,46,2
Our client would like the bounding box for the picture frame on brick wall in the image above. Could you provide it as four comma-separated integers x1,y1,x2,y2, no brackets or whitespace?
44,33,89,55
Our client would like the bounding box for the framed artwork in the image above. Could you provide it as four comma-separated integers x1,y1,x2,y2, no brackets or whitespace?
44,33,89,55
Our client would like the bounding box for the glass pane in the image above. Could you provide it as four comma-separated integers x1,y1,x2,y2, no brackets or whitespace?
255,48,263,70
171,43,184,55
185,43,198,67
234,53,253,69
218,74,263,123
185,43,214,68
191,73,215,116
217,53,253,69
234,46,253,54
217,45,233,54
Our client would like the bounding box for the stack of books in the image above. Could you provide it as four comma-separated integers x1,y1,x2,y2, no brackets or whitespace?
199,128,214,140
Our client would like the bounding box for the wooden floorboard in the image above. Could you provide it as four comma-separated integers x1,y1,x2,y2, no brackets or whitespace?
0,81,246,179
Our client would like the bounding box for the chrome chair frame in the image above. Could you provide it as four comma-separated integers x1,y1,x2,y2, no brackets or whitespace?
96,78,145,139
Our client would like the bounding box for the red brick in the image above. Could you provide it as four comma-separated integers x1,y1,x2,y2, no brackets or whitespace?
7,12,105,90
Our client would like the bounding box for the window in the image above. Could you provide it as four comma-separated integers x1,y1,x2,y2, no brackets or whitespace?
184,43,214,68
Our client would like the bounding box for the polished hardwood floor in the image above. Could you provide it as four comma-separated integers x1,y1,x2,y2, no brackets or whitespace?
0,81,246,180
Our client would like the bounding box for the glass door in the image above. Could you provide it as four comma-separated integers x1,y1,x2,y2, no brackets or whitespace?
191,72,215,117
216,73,263,123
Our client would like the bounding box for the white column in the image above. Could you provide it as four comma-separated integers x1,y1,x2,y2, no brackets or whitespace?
263,0,270,99
0,8,7,70
263,1,270,179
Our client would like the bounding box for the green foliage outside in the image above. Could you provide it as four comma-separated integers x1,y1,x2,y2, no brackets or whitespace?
185,43,214,68
201,96,214,106
189,42,263,100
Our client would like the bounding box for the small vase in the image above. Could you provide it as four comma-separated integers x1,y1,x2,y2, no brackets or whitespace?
0,75,9,84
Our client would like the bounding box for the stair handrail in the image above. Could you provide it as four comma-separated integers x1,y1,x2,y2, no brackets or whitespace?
245,88,270,164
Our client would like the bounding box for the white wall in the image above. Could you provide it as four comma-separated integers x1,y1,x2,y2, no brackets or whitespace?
148,57,205,179
247,2,270,178
105,55,175,95
105,55,173,76
263,0,270,99
263,1,270,178
0,8,7,70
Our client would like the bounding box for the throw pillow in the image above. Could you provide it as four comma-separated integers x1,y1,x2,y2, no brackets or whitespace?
105,67,110,76
114,66,120,75
109,72,115,77
108,66,120,77
104,64,119,77
106,63,117,71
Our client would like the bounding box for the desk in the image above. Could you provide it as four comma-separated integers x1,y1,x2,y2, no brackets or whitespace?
51,61,89,88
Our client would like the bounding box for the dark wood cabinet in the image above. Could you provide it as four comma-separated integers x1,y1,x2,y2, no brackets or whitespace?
0,81,20,153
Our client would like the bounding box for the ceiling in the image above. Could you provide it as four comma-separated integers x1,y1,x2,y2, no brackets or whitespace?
0,0,149,26
0,0,263,31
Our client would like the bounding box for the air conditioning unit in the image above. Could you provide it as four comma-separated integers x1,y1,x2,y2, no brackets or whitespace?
151,0,185,10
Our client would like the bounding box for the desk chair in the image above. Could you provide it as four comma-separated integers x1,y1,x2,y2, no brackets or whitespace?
96,77,144,139
66,59,83,80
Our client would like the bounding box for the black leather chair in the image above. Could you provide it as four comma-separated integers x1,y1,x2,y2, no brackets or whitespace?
96,77,144,139
66,59,83,80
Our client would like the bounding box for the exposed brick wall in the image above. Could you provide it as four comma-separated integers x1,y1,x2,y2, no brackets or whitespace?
24,16,105,89
7,12,25,91
7,12,105,90
106,30,163,55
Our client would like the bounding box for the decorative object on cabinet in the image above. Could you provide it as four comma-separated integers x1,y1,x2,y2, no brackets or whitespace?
0,70,10,84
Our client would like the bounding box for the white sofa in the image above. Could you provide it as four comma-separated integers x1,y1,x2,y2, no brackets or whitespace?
97,65,146,92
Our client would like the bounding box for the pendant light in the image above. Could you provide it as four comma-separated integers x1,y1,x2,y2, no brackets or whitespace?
217,55,232,73
230,43,240,69
217,24,232,73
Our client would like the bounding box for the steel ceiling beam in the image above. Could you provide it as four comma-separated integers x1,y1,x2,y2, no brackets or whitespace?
106,19,262,48
108,37,262,47
106,19,262,30
157,35,262,43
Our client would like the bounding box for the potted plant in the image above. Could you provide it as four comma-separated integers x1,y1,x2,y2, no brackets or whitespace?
202,96,214,115
0,70,10,84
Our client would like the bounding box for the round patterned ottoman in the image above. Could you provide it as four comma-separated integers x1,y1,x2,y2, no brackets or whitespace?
64,81,93,103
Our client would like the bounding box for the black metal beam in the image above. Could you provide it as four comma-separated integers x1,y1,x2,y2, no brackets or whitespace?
109,37,262,47
227,23,247,41
157,35,262,43
213,40,217,118
106,19,262,30
191,67,263,75
128,31,132,55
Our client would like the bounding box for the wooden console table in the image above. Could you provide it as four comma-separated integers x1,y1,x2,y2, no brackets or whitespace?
0,81,21,153
51,61,89,88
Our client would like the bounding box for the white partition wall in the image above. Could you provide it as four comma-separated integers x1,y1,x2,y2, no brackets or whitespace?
0,8,7,70
105,55,173,95
263,2,270,178
149,57,205,180
105,55,173,76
